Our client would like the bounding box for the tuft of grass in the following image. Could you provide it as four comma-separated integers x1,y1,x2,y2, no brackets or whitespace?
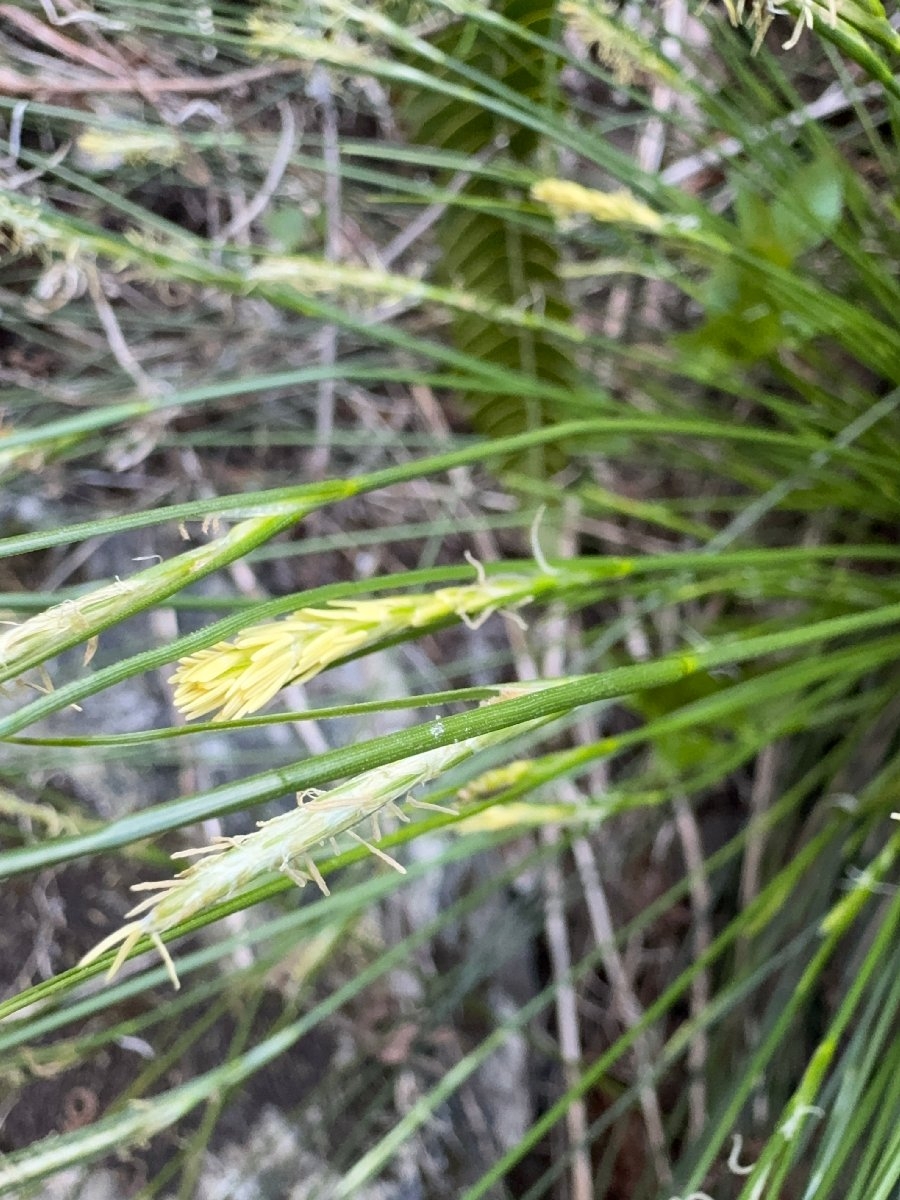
1,1,898,1197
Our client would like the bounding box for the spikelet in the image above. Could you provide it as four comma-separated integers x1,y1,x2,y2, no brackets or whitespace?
0,579,138,681
76,127,183,172
80,705,548,988
170,575,537,722
532,180,665,232
0,511,312,690
560,0,679,87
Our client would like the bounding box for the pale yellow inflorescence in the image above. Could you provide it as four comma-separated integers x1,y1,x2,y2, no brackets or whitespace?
560,0,678,88
0,579,136,677
81,707,546,988
531,180,665,232
75,127,183,172
0,513,307,689
247,15,367,66
170,579,535,722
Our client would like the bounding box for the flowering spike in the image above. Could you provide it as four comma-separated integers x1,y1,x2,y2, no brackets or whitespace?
170,577,540,722
0,506,316,693
81,696,555,986
532,179,664,232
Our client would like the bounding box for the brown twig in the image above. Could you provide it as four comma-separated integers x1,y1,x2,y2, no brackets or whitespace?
0,4,124,76
0,61,302,98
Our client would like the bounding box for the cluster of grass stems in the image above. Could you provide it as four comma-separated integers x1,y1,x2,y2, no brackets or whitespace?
1,1,899,1197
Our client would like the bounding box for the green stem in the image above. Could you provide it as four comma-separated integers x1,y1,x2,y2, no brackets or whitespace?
1,599,898,879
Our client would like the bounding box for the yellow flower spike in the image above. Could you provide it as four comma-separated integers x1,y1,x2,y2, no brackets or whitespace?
81,705,550,988
75,127,182,172
458,759,534,802
170,577,538,722
247,14,366,68
532,180,665,232
453,802,581,834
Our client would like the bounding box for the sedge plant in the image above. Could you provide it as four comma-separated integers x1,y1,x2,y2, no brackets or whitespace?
0,2,898,1198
